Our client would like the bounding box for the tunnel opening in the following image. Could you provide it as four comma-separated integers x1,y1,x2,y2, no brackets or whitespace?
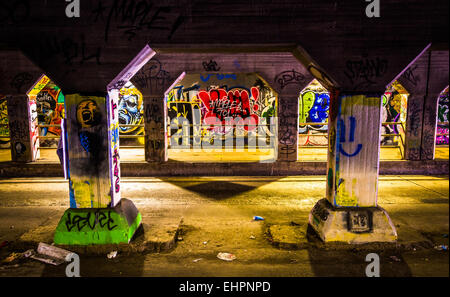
435,86,449,160
117,81,145,162
165,73,278,162
297,80,410,161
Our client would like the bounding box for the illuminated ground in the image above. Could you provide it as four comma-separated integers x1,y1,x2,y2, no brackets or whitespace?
0,175,448,277
2,146,447,162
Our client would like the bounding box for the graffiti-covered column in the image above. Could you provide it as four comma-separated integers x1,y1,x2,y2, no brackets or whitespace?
309,90,397,243
64,93,111,208
6,95,39,162
277,95,299,162
421,91,445,160
51,46,154,245
142,94,167,162
396,49,449,160
130,58,184,163
403,93,425,160
421,51,449,160
53,92,141,245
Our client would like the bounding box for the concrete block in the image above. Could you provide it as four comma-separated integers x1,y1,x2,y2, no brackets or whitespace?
53,198,141,245
309,198,397,244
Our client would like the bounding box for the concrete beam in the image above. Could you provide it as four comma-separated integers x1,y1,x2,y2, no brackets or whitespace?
1,1,446,94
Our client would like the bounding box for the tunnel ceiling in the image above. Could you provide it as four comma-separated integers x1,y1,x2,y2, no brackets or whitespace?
0,0,448,93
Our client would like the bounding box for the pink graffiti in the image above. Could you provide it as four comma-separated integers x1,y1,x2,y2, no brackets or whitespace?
436,126,449,145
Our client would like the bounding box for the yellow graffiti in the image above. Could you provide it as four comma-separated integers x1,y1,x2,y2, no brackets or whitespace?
28,75,50,97
77,99,100,128
335,178,358,207
110,122,119,149
73,181,94,208
390,94,402,114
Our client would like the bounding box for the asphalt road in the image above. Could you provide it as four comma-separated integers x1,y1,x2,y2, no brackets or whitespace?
0,176,448,277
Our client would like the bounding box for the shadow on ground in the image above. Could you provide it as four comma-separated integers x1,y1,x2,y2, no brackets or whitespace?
159,178,283,200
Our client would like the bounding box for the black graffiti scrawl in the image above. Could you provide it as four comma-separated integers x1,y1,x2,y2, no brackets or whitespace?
344,57,388,89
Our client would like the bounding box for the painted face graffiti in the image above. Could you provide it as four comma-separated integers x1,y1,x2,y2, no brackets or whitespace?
76,99,101,128
118,94,142,133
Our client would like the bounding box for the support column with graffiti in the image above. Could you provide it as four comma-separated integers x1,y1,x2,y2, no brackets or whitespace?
397,49,449,160
308,91,397,243
130,58,183,163
53,92,141,245
52,46,154,245
6,94,40,162
142,94,168,162
277,95,298,162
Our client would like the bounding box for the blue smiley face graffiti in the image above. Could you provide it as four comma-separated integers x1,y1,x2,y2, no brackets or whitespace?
338,116,363,157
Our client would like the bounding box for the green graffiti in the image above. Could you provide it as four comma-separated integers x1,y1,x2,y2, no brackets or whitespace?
299,91,315,124
54,208,142,245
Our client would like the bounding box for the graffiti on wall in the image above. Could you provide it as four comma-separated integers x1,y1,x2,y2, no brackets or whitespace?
29,98,39,160
0,95,9,148
166,74,277,148
381,87,408,146
327,95,381,207
108,89,121,207
118,82,144,146
36,83,65,147
298,79,329,146
6,95,39,162
64,210,118,232
66,94,110,208
436,87,449,145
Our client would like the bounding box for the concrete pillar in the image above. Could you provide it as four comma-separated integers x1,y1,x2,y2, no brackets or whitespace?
52,46,154,246
142,94,168,162
277,95,298,162
53,92,141,245
397,49,449,160
64,93,112,208
6,94,40,162
403,93,425,160
421,91,442,160
309,90,397,243
130,59,181,163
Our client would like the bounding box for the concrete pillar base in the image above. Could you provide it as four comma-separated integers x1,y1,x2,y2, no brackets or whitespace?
54,198,142,245
308,199,397,244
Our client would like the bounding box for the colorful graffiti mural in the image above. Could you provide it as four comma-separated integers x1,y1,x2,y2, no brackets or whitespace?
381,85,408,146
118,82,144,146
65,94,111,208
35,83,65,147
436,87,449,145
0,95,9,148
166,74,277,148
298,79,329,146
